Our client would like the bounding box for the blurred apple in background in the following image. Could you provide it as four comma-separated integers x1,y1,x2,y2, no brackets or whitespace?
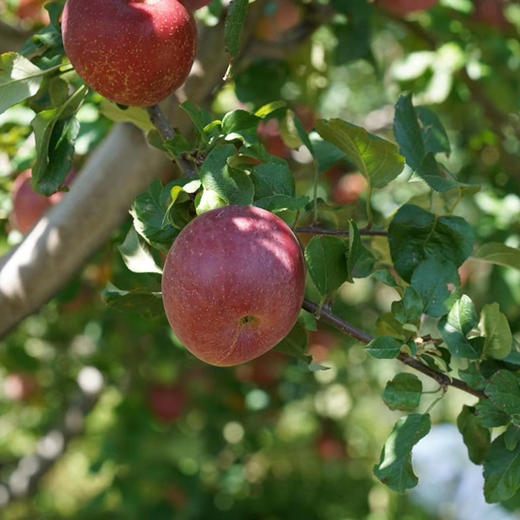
4,373,39,401
473,0,509,29
148,384,187,424
316,433,347,461
235,350,288,387
16,0,50,25
331,173,367,205
256,0,302,42
308,328,338,363
11,170,75,235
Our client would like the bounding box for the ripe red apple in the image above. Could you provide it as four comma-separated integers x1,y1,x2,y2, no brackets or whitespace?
4,373,39,401
161,205,306,367
148,384,186,423
62,0,197,107
377,0,438,15
473,0,509,29
11,171,68,235
256,0,302,42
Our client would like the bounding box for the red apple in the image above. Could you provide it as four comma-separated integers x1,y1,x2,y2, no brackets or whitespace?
62,0,197,107
308,329,337,363
148,384,186,423
316,434,347,461
4,373,39,401
377,0,438,15
473,0,509,29
161,205,306,367
11,170,75,234
256,0,302,42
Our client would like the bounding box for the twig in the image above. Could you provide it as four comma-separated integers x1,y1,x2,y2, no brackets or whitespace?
295,227,388,237
302,298,486,400
146,105,198,180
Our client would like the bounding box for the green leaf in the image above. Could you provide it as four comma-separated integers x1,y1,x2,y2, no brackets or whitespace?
484,433,520,503
305,236,348,296
180,101,214,140
309,133,346,173
439,295,481,359
389,204,474,283
382,373,422,412
504,425,520,452
457,405,491,464
130,180,177,251
253,194,307,212
374,414,431,493
415,106,451,155
394,95,462,192
458,362,487,391
31,86,88,195
375,314,407,341
200,144,254,205
118,228,162,275
392,287,423,325
254,100,287,119
345,220,362,283
315,118,404,189
480,303,513,360
274,320,310,363
0,52,45,115
222,109,260,145
100,101,154,132
366,336,402,359
251,161,295,199
473,243,520,271
224,0,249,68
485,370,520,417
102,284,164,319
411,257,459,318
476,400,510,428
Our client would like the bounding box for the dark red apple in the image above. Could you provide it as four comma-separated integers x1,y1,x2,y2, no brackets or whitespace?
4,373,39,401
377,0,438,15
161,205,306,367
256,0,302,42
62,0,197,107
148,384,186,423
11,171,75,235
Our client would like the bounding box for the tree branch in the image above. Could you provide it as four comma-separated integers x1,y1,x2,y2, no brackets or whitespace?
146,105,198,179
302,299,486,400
295,227,388,237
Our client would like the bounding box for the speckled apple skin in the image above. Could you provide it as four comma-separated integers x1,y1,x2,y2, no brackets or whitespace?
378,0,438,15
161,206,306,367
62,0,197,107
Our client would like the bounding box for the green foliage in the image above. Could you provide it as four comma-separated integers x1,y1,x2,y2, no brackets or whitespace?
457,405,490,464
382,373,422,412
374,414,431,492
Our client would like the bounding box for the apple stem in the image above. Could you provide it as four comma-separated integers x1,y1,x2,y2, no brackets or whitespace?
146,105,198,179
302,298,486,400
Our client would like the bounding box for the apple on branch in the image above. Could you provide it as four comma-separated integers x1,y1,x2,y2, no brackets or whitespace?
161,205,306,367
62,0,198,107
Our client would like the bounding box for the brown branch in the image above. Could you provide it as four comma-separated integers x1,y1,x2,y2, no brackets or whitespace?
303,298,486,400
295,227,388,237
147,105,198,179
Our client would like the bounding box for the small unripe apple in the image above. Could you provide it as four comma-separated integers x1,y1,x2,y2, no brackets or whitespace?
377,0,438,15
62,0,197,107
11,171,74,234
162,205,306,367
148,383,186,423
256,0,302,42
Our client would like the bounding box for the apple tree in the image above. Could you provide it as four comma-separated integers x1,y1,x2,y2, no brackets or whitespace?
0,0,520,517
